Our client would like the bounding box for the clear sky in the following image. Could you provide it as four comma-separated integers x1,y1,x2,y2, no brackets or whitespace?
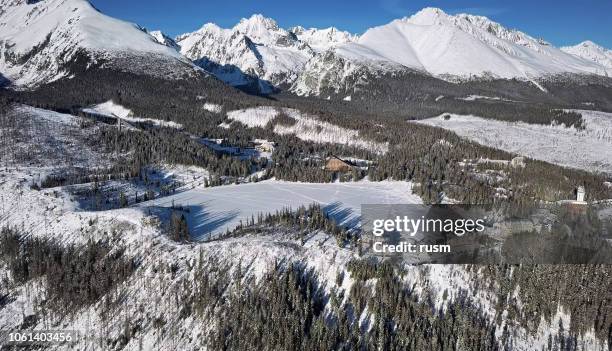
91,0,612,48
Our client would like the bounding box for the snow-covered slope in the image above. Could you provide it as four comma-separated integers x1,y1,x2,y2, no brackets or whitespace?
149,30,181,51
290,26,357,52
561,41,612,71
176,14,314,89
293,8,611,95
0,0,193,87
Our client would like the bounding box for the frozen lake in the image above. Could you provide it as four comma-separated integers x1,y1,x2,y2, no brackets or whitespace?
136,180,421,240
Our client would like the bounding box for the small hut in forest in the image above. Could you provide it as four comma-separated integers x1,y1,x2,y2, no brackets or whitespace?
324,156,354,172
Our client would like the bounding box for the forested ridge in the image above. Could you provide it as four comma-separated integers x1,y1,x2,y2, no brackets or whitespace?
3,224,606,350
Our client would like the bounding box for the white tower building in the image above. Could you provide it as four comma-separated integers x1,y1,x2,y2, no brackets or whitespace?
576,186,586,202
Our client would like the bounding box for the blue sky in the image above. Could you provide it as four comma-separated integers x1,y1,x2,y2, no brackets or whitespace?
91,0,612,48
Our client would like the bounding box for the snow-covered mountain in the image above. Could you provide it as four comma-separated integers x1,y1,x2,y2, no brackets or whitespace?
293,8,611,96
2,2,611,96
0,0,194,87
176,14,315,90
149,30,181,51
561,41,612,71
290,26,357,52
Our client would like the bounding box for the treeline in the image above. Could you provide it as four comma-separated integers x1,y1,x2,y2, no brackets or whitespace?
0,227,136,315
221,203,356,247
291,67,612,124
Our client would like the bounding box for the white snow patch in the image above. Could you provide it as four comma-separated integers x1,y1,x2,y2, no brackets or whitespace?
226,106,280,128
84,101,183,129
203,103,223,113
86,100,132,118
457,95,517,102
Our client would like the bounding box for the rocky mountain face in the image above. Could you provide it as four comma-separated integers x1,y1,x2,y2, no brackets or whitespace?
0,0,196,87
175,14,315,91
289,25,357,52
149,30,180,51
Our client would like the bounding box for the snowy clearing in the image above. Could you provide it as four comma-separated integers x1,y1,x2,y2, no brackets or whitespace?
416,111,612,175
226,106,279,127
227,106,388,153
136,179,420,240
83,100,183,129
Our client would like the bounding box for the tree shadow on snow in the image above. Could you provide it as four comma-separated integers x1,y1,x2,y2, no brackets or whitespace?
0,72,11,88
323,201,360,230
184,204,240,241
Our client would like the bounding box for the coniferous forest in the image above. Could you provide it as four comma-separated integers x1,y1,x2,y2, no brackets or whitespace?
0,17,611,349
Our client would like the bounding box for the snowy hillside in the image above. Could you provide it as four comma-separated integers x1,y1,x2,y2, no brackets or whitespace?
561,41,612,71
1,103,610,349
416,110,612,175
0,0,193,87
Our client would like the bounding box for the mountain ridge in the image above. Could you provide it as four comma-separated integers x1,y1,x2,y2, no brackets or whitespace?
2,2,611,96
173,7,611,95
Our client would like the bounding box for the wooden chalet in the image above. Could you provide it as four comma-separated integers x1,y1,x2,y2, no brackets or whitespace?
324,156,354,172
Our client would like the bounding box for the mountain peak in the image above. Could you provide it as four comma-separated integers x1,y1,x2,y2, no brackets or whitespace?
149,30,180,51
561,40,612,70
407,7,450,25
562,40,610,53
290,26,356,51
236,14,279,31
0,0,189,86
578,40,601,48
